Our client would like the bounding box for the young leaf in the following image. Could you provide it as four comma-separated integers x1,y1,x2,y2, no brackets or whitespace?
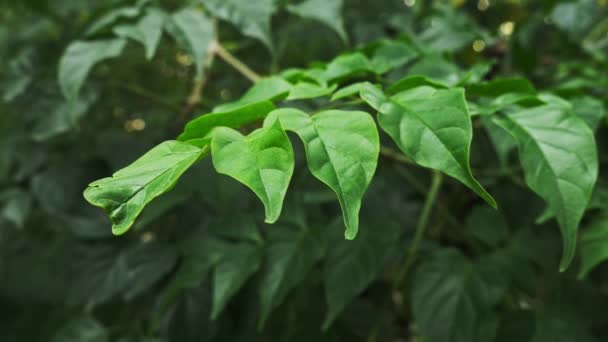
266,108,379,239
210,119,294,223
578,214,608,278
360,83,496,208
211,242,262,319
493,105,598,270
287,0,348,43
113,8,166,60
58,39,126,100
286,82,337,100
258,226,325,328
84,141,206,235
202,0,276,51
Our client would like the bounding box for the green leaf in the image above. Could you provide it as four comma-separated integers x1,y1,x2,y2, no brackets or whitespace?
360,83,496,208
85,0,150,36
323,219,400,329
266,108,379,239
178,101,275,144
52,317,108,342
578,214,608,278
31,93,96,141
412,250,502,342
570,96,605,130
258,226,325,328
210,118,294,223
0,188,32,228
322,52,374,82
212,242,262,319
386,75,449,95
213,76,292,112
58,39,126,100
202,0,276,51
170,8,215,78
418,4,481,52
113,8,166,60
287,0,348,43
466,77,536,98
370,40,418,74
492,105,598,270
84,141,206,235
466,205,509,248
331,82,367,101
286,81,337,100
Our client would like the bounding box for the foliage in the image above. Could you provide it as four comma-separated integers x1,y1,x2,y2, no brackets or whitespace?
1,0,608,341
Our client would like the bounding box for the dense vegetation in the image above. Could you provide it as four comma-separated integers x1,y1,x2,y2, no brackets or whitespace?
1,0,608,341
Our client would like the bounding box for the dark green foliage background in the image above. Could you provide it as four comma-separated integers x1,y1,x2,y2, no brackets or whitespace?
1,0,607,341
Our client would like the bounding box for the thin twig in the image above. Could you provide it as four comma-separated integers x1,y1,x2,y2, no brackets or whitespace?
179,39,217,121
380,146,412,165
393,170,443,290
213,41,262,83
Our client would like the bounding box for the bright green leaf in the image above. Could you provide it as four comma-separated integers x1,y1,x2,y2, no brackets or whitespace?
266,108,379,238
286,81,336,100
210,119,294,223
493,105,598,270
58,39,126,100
84,141,206,235
360,83,496,208
322,52,374,82
287,0,348,43
213,76,292,112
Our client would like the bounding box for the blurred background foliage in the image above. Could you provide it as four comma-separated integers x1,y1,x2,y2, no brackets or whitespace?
0,0,607,341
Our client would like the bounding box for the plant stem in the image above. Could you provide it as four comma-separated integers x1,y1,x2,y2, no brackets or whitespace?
213,41,262,83
393,170,443,290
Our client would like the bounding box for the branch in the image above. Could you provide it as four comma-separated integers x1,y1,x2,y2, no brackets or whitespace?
212,41,262,83
393,170,443,290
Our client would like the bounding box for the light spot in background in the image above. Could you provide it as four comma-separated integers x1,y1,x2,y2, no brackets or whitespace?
451,0,466,7
141,232,156,243
176,52,193,67
124,118,146,132
404,0,416,6
599,0,607,7
473,39,486,52
499,21,515,37
478,0,490,11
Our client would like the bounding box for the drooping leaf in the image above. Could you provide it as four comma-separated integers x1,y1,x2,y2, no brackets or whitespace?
52,317,108,342
113,8,166,60
202,0,276,51
170,8,215,78
412,250,504,342
211,242,262,319
287,0,348,43
266,108,379,239
84,141,206,235
210,118,294,223
493,105,598,270
58,39,126,100
258,225,325,328
578,214,608,278
360,83,496,208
